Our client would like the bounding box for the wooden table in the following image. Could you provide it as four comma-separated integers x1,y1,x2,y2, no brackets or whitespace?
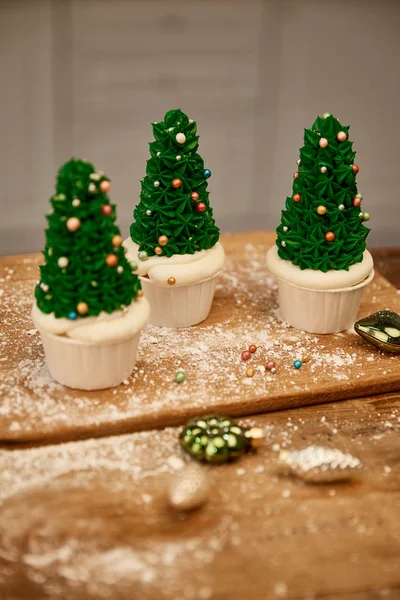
1,235,400,600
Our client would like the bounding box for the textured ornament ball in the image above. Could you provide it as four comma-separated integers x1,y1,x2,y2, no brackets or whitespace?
203,169,211,178
281,241,287,247
265,360,276,371
249,344,257,353
77,302,89,315
172,178,182,189
362,212,370,222
176,155,182,161
293,171,299,179
67,311,77,320
66,217,81,232
100,180,111,193
338,204,345,211
242,350,251,361
158,235,168,246
145,209,152,216
112,234,122,247
130,262,138,271
283,226,289,232
154,246,163,255
117,266,124,274
72,198,81,207
356,192,363,200
294,359,302,369
101,204,113,216
293,194,301,202
196,202,206,213
297,159,301,166
175,132,186,144
105,254,118,267
154,181,160,188
179,416,251,464
246,366,255,378
337,131,347,142
317,205,327,215
138,250,148,261
319,137,328,148
191,191,200,201
359,212,364,219
40,282,49,292
168,277,176,286
323,112,331,119
320,166,327,174
352,164,360,174
57,256,69,268
352,197,362,207
175,370,186,383
325,231,336,242
88,182,97,193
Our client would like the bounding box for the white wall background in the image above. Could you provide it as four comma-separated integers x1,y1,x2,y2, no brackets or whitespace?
1,0,399,255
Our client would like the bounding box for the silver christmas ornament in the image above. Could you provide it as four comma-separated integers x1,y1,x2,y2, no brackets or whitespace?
168,462,209,511
278,445,362,483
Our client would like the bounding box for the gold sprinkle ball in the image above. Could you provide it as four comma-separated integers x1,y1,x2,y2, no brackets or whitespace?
246,366,255,378
154,246,163,255
77,301,88,315
168,277,176,286
158,235,168,246
112,234,122,247
302,354,311,363
137,290,144,298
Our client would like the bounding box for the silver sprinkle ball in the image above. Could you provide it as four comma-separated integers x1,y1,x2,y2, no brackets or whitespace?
278,445,362,483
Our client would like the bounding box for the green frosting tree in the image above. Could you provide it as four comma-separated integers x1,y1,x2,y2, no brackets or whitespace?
276,113,370,272
130,108,220,259
35,158,141,320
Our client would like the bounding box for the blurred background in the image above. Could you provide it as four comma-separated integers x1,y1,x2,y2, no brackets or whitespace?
1,0,399,255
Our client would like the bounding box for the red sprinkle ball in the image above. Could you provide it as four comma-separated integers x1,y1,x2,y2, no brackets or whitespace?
196,202,206,213
265,360,276,371
241,350,252,361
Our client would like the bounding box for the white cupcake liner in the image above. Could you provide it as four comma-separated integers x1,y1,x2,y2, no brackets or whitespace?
38,328,143,390
140,272,220,328
277,268,375,334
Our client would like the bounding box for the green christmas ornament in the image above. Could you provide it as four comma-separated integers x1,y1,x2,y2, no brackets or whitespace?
276,114,370,272
179,416,264,464
35,158,141,319
129,109,220,258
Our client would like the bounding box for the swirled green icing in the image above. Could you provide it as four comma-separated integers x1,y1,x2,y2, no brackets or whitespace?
35,158,141,319
276,114,370,272
130,109,220,257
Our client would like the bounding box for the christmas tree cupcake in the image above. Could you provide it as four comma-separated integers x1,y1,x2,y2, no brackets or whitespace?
266,114,374,334
32,158,150,390
124,109,225,327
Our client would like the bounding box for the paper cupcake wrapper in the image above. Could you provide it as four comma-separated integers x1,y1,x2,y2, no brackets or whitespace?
277,268,375,334
140,273,219,328
38,328,143,390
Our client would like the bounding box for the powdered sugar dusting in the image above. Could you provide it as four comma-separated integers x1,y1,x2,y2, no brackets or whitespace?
1,242,400,444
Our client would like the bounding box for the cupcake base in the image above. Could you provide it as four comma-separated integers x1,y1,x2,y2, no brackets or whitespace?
266,245,374,334
38,328,142,390
140,272,220,328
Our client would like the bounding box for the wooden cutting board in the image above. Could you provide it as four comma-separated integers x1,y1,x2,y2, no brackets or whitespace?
1,231,399,445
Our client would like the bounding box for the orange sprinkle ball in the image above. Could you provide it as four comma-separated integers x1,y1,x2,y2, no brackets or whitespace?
191,191,200,201
101,205,113,216
158,235,168,246
172,178,182,189
154,246,163,255
249,344,257,353
293,172,299,179
105,254,118,267
352,164,359,174
167,277,176,286
317,205,327,215
352,197,361,207
325,231,336,242
293,194,301,203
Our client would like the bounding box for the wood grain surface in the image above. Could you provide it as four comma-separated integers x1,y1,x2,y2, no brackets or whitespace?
1,231,400,446
1,393,399,600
